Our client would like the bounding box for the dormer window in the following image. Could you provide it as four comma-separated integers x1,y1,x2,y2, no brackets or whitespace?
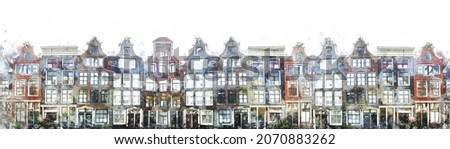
91,47,98,53
160,51,166,56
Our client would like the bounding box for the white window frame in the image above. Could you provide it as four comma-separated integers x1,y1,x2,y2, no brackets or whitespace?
123,90,131,105
383,90,394,104
132,73,140,88
334,91,342,106
146,79,156,91
101,72,109,86
218,73,225,86
239,91,248,104
417,80,428,97
398,90,410,104
113,90,121,105
61,89,72,103
334,74,342,88
159,80,167,92
200,110,213,125
269,90,281,104
171,79,180,92
254,90,265,104
186,91,194,106
301,81,311,97
324,91,333,106
113,109,126,125
367,73,376,86
46,71,59,85
90,72,99,85
195,91,204,106
15,80,25,96
357,73,365,86
228,72,236,86
239,72,247,86
28,79,39,96
204,91,213,106
288,80,298,97
219,109,232,124
80,72,88,85
169,63,176,73
347,73,355,86
79,90,87,103
195,74,204,88
330,110,342,125
45,89,57,103
368,90,377,104
204,74,213,88
132,91,140,105
430,80,441,97
315,91,323,106
348,110,360,124
62,71,74,85
398,72,410,86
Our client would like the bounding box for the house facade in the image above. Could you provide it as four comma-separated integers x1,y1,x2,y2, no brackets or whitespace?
246,45,285,129
342,38,378,128
75,37,112,128
11,42,42,128
284,42,313,128
106,37,144,128
40,45,79,128
376,46,415,129
145,37,183,129
413,43,444,128
0,46,13,128
183,37,214,129
311,38,345,129
218,37,246,128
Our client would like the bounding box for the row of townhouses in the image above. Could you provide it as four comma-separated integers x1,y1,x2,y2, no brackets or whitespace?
1,36,450,129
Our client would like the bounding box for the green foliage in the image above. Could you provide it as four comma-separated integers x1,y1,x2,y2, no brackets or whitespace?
14,122,22,129
275,118,292,129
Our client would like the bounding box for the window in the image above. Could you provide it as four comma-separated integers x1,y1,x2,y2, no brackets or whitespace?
159,80,167,92
204,74,213,88
95,110,108,123
186,91,194,106
191,59,204,70
397,58,409,69
239,72,247,86
146,79,156,91
324,91,332,106
91,73,99,85
334,91,342,106
101,90,109,103
171,80,180,91
122,73,131,88
381,58,393,69
113,73,121,88
79,90,87,103
62,58,74,69
62,71,74,85
430,80,440,97
383,91,394,104
169,63,176,73
28,80,39,96
367,73,376,86
239,91,248,104
185,75,194,89
15,80,25,96
398,90,410,104
417,80,427,97
113,90,121,105
132,91,140,105
160,97,168,108
418,65,440,76
357,73,365,86
229,58,240,67
352,59,370,68
61,89,72,103
159,60,166,73
85,58,92,67
195,74,204,88
123,91,131,105
80,72,88,85
119,59,134,69
368,90,377,104
113,110,125,124
89,90,98,104
288,80,298,96
330,110,342,125
430,103,440,123
101,72,109,85
269,72,281,85
255,72,265,86
46,58,59,68
325,77,333,89
334,74,342,88
315,91,323,106
45,89,57,103
218,90,225,103
132,74,140,88
348,110,360,124
398,72,410,86
228,72,236,86
219,109,231,124
195,91,204,106
150,63,156,72
301,81,311,97
346,73,355,86
269,58,280,69
217,73,225,86
205,91,213,106
158,112,168,125
160,51,167,56
200,110,213,125
228,91,236,103
381,71,394,86
347,91,354,104
288,64,302,75
254,90,265,104
15,64,38,75
46,71,59,85
0,80,9,96
301,103,311,123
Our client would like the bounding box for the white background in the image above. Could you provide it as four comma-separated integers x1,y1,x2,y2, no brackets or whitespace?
1,0,450,57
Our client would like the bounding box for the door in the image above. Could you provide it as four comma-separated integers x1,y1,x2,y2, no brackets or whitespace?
127,110,140,128
234,109,249,128
186,112,198,129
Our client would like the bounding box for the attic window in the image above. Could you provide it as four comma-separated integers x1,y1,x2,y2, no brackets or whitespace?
295,53,302,61
425,53,432,61
357,48,364,54
195,47,203,56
